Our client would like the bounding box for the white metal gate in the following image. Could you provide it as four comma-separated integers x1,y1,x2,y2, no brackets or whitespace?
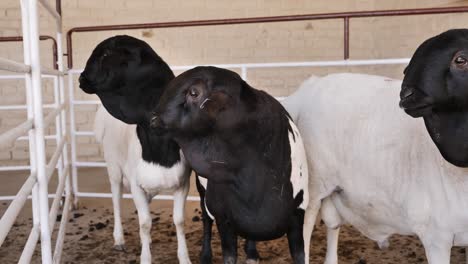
0,0,70,263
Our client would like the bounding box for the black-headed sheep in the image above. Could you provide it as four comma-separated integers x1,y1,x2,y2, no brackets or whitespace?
282,29,468,264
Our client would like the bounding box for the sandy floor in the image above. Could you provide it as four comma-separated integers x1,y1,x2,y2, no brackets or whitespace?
0,169,466,263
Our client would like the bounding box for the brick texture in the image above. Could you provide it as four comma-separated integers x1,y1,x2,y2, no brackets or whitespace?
1,0,468,165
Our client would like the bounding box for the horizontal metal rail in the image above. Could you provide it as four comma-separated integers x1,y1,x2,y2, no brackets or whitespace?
18,135,56,141
17,167,68,264
47,167,69,234
19,222,40,264
0,165,31,171
68,58,410,76
76,191,201,201
0,193,65,201
66,6,468,67
71,100,101,105
41,67,64,76
0,57,31,73
0,104,56,111
0,172,37,246
74,161,107,168
52,179,71,263
74,131,93,136
0,74,56,80
170,58,411,70
43,103,64,129
0,119,34,150
0,36,58,69
45,138,66,180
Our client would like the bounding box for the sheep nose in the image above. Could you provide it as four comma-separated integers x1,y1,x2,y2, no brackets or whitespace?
78,74,86,83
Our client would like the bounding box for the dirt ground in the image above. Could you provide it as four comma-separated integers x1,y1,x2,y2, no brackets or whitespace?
0,169,467,263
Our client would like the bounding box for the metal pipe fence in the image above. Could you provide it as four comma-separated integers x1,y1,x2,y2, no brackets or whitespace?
1,4,468,263
65,6,468,204
67,57,410,202
0,0,70,263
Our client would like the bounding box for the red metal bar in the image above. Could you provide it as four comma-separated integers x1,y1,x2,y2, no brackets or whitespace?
66,6,468,68
344,17,350,60
0,35,58,69
56,0,61,16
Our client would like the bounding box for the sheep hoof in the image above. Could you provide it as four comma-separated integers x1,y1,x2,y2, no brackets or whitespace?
245,259,259,264
377,239,389,250
72,199,80,210
113,244,126,252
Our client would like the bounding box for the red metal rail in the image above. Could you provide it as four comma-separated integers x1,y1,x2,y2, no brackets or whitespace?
0,0,61,69
0,35,58,69
66,6,468,68
56,0,61,16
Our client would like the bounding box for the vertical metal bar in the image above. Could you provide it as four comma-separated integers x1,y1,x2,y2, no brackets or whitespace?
52,74,63,179
27,0,52,263
19,0,42,254
344,17,350,60
56,32,68,176
54,25,71,260
68,72,79,208
241,66,248,81
53,174,71,263
56,0,61,16
52,75,64,215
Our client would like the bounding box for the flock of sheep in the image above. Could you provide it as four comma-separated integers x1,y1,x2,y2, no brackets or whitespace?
77,28,468,264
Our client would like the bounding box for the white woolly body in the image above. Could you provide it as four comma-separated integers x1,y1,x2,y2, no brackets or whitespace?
133,146,189,197
283,73,468,249
287,118,309,210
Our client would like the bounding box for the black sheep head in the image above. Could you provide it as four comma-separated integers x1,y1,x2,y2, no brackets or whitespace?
150,66,257,137
400,29,468,167
79,35,174,125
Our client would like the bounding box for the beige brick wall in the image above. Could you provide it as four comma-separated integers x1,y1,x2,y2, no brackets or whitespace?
1,0,468,165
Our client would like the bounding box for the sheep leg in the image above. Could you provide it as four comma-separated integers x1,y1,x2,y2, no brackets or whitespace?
173,182,192,264
420,234,452,264
243,239,259,264
196,176,214,264
321,196,342,264
216,218,238,264
287,208,305,264
109,174,125,251
200,207,214,264
303,199,321,264
130,184,152,264
324,227,340,264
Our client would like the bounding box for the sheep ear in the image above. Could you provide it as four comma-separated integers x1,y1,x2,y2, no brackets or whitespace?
200,91,230,118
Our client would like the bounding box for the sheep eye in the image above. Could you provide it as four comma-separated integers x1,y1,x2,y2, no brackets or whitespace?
102,52,109,58
454,56,467,65
189,89,198,97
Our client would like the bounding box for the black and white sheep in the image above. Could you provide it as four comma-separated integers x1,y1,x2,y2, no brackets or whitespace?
151,66,310,264
79,35,191,263
282,29,468,264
